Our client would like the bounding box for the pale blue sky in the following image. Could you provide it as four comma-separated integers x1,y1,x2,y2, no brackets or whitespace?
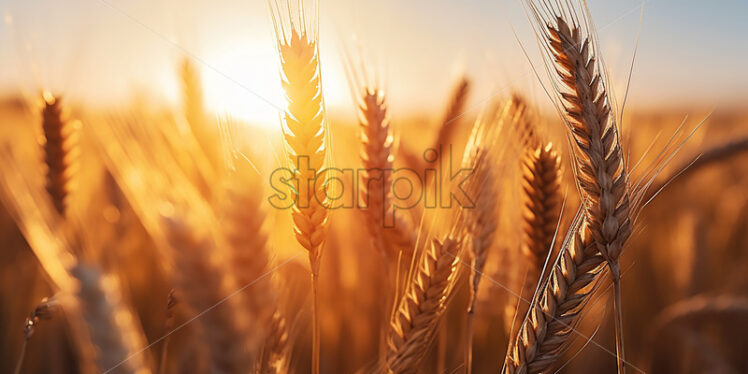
1,0,746,124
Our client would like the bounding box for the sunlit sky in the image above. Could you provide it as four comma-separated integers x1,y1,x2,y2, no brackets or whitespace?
1,0,747,126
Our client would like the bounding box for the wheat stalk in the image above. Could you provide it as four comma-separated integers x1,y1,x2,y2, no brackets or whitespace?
40,92,77,217
357,87,415,258
271,2,329,372
164,217,250,374
385,237,462,374
70,263,151,374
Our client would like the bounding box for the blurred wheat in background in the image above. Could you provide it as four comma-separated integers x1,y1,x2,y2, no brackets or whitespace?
1,0,748,373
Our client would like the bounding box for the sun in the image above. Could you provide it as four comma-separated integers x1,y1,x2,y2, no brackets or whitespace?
197,38,348,132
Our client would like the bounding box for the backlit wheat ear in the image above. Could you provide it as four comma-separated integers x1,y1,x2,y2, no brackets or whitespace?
358,87,415,258
385,237,462,374
71,263,151,374
274,13,329,273
271,2,329,372
40,92,77,217
164,218,250,374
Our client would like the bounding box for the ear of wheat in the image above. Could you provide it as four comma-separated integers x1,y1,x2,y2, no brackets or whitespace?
40,92,77,217
385,237,462,373
505,212,605,373
508,93,564,331
543,9,632,269
516,143,562,314
358,87,414,258
275,24,329,272
272,2,329,372
277,28,330,271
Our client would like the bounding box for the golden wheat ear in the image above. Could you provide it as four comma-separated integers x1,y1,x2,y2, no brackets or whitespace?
271,0,329,271
270,2,329,373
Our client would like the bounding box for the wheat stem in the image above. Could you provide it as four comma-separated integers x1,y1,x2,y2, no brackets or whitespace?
612,263,626,374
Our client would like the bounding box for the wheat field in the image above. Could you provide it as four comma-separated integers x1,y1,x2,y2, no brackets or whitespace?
1,0,748,373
